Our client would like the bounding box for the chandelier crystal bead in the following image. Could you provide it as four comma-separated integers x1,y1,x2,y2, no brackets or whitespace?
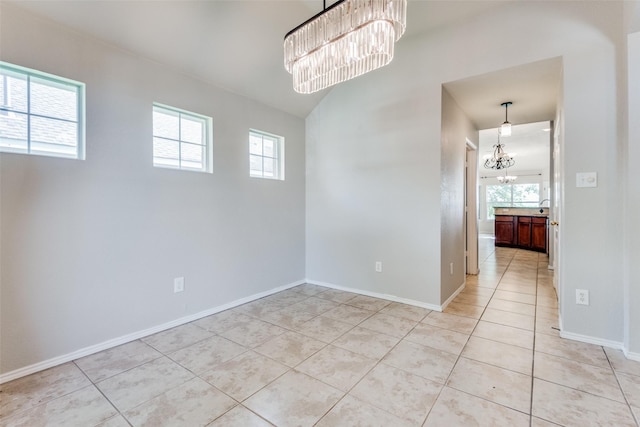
284,0,407,94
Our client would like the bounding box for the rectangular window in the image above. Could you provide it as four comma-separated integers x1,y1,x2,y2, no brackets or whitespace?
0,62,85,159
249,129,284,180
152,103,212,173
486,183,540,219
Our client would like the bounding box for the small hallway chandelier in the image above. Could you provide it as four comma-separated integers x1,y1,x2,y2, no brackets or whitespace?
284,0,407,94
484,134,515,170
497,168,518,184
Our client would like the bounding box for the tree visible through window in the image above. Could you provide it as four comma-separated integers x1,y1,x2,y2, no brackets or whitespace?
487,183,540,219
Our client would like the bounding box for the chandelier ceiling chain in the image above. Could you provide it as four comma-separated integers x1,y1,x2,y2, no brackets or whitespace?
284,0,407,94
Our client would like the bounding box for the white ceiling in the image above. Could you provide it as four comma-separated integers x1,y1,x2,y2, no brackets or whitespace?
479,121,551,176
443,57,562,131
8,0,505,118
444,58,561,176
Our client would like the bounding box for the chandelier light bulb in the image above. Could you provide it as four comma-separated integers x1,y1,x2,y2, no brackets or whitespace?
500,122,512,137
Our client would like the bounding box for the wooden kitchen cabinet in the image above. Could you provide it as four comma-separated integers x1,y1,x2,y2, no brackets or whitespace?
495,214,547,253
517,216,532,247
531,217,547,252
495,215,516,246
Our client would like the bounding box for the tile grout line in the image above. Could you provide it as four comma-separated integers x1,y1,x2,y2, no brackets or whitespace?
312,300,431,425
436,246,522,419
91,301,295,426
529,251,540,427
221,289,416,426
420,242,507,423
184,286,335,426
440,247,548,420
206,289,409,426
200,290,342,425
603,351,640,426
72,359,135,427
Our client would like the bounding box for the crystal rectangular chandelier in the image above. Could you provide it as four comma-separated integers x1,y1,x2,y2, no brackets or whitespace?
284,0,407,94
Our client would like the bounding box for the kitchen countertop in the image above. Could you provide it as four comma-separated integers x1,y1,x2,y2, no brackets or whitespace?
494,207,549,217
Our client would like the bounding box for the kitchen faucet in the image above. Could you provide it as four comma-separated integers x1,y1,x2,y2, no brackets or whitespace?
539,199,550,206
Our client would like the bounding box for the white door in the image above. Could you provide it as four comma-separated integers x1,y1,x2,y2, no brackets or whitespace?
552,115,563,291
465,140,479,275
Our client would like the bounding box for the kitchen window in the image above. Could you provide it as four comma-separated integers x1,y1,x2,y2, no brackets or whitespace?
486,183,540,219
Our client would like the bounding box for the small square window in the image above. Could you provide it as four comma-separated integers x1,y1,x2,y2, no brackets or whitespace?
249,129,284,180
152,103,212,173
0,61,85,159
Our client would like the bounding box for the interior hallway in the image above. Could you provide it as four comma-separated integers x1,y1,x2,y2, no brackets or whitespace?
1,239,639,426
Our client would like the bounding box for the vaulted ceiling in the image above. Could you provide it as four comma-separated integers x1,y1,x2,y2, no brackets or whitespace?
8,0,509,118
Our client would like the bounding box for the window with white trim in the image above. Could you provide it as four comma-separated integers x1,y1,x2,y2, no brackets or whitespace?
486,183,540,219
0,62,85,159
249,129,284,180
152,103,212,173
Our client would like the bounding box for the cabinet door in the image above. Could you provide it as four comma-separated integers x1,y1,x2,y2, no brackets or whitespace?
517,216,532,247
531,217,547,252
495,216,515,245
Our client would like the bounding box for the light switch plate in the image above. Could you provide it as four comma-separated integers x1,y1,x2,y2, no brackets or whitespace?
576,172,597,188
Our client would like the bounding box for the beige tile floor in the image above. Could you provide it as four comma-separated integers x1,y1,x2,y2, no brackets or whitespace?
2,237,639,426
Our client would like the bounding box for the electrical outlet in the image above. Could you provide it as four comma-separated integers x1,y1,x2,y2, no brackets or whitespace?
576,289,589,305
174,277,185,293
450,262,454,275
375,261,382,273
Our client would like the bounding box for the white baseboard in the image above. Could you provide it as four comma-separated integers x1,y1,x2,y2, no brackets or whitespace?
623,348,640,362
561,331,640,362
560,330,640,362
305,279,442,311
559,330,624,351
441,282,466,311
0,279,305,384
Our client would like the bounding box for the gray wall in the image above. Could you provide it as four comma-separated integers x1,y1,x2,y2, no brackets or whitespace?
624,0,640,359
305,61,439,305
440,88,477,303
626,30,640,356
306,1,627,344
0,4,306,374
